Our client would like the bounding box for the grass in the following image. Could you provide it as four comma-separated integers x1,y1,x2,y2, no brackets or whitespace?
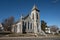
8,33,37,37
0,32,60,37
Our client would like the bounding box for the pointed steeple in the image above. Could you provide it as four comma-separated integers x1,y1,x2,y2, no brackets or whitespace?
32,4,38,10
32,4,39,12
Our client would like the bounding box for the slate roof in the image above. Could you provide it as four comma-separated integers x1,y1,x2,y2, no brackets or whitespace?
22,14,30,20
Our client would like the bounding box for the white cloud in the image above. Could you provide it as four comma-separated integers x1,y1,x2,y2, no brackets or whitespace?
52,0,59,3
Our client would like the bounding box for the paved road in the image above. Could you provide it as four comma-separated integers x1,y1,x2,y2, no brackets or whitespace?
0,37,60,40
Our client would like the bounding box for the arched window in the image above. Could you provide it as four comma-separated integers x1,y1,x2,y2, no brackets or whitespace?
28,22,29,29
32,14,34,19
36,13,38,19
22,21,24,27
30,23,32,29
25,22,26,28
37,23,39,32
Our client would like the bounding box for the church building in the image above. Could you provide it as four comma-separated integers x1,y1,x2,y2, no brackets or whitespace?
11,5,41,34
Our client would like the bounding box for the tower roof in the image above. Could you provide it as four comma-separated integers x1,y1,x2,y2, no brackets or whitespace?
32,5,39,11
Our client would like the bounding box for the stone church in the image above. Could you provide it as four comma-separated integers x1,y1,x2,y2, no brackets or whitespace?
11,5,42,34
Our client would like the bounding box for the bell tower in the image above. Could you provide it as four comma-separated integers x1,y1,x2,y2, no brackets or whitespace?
31,5,41,33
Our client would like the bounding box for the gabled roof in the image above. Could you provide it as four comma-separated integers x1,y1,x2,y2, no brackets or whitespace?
22,14,30,20
15,14,30,24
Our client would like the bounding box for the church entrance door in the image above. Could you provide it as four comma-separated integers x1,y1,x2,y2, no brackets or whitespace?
22,21,26,34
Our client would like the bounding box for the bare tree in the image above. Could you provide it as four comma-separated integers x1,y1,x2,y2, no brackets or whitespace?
7,16,14,32
2,16,14,32
50,25,59,34
2,19,8,31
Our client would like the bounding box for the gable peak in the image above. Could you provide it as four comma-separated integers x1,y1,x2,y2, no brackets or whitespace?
32,4,39,12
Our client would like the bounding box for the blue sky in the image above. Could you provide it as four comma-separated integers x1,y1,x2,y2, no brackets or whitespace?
0,0,60,28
